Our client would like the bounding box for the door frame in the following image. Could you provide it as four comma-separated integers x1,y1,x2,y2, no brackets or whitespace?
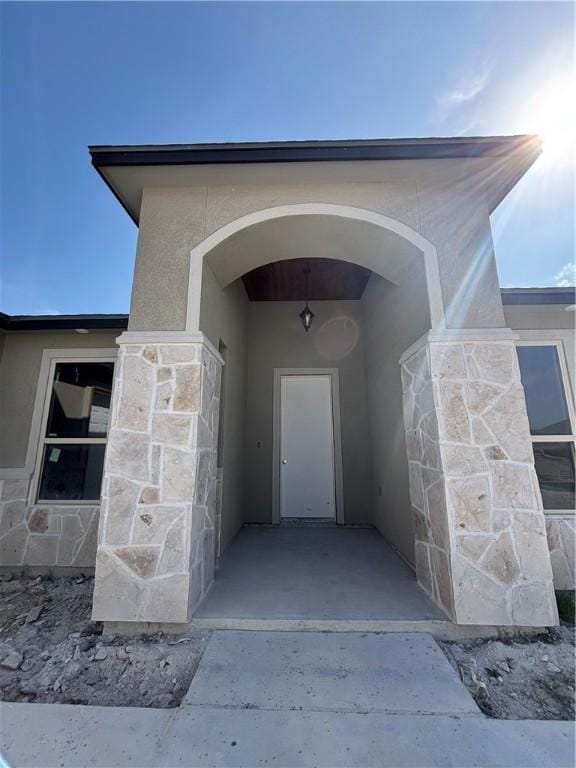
272,368,345,524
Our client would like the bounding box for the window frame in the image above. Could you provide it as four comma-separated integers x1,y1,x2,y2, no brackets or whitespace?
516,338,576,516
31,349,117,506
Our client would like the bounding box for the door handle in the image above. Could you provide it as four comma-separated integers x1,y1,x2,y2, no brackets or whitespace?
282,459,288,464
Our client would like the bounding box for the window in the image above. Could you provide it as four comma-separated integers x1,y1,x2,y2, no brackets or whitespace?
517,344,575,512
36,360,114,502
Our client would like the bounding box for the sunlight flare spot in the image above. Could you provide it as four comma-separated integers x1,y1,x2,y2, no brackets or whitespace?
522,75,576,163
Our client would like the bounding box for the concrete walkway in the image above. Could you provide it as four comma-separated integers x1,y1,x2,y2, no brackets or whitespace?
2,631,574,768
182,631,480,714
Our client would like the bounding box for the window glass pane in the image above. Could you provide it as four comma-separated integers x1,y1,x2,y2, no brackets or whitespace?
533,442,576,511
517,346,571,435
45,362,114,438
38,444,106,501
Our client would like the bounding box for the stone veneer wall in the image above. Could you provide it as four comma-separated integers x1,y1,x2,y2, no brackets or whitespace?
402,334,559,626
91,338,221,624
0,477,98,569
546,517,575,590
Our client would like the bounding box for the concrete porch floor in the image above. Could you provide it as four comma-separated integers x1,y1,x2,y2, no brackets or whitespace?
194,526,444,622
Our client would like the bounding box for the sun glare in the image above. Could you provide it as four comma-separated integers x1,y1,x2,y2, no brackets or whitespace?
522,75,576,162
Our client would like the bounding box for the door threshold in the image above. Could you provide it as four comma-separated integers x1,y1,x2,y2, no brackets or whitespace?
243,522,374,529
186,616,524,641
280,518,337,527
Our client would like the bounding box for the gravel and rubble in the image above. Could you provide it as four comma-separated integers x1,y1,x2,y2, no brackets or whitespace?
0,574,210,708
441,625,575,720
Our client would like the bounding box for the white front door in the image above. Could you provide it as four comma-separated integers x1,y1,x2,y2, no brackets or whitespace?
280,374,336,519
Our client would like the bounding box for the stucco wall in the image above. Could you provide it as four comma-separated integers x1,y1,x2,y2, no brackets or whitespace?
361,260,432,565
129,187,207,332
244,300,372,525
199,266,249,554
129,170,507,334
0,332,119,468
415,187,504,330
504,304,575,331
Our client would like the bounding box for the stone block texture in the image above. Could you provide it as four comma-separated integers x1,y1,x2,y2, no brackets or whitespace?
546,517,575,590
0,478,98,569
91,341,221,623
402,338,559,626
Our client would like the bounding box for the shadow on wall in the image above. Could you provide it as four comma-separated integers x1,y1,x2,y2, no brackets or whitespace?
361,261,432,566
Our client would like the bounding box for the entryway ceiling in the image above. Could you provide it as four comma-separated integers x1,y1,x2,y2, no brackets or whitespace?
242,258,372,301
205,214,420,288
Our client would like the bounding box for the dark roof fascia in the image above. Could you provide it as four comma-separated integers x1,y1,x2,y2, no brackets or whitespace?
0,313,128,332
501,287,576,306
89,135,539,169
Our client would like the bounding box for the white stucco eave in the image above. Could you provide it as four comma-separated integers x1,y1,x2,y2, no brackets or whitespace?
91,135,542,225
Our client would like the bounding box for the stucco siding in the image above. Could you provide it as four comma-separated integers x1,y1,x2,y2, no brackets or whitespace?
361,262,431,565
199,266,249,554
504,304,575,331
131,169,507,335
244,300,372,525
203,181,420,236
415,175,505,331
129,187,207,331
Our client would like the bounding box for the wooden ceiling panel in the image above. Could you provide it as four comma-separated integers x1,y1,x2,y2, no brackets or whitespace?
242,258,371,301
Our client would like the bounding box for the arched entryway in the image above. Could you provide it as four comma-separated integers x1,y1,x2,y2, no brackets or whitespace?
189,205,442,623
90,141,558,631
186,203,444,331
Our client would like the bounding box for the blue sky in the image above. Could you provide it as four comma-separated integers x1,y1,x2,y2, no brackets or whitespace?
1,1,574,315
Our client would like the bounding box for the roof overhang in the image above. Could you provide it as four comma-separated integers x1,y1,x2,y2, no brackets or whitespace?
501,287,576,306
0,313,128,332
89,135,542,225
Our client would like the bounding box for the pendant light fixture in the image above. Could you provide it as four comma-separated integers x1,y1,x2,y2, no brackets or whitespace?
299,265,315,333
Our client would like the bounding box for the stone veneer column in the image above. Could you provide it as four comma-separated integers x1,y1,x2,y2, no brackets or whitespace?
92,333,222,624
401,331,558,626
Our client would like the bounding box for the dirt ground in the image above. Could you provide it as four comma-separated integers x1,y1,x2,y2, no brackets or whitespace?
2,574,575,719
0,574,210,708
441,626,575,720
